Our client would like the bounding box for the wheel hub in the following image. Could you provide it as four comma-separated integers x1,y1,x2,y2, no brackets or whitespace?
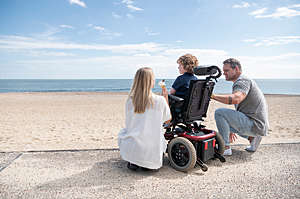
171,143,189,166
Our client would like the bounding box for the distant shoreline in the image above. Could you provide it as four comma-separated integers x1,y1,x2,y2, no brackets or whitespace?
1,79,299,95
1,91,300,96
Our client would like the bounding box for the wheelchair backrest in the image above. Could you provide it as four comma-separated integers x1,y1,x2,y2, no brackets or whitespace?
183,79,215,122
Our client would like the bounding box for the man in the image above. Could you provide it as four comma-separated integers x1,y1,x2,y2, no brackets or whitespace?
211,58,269,156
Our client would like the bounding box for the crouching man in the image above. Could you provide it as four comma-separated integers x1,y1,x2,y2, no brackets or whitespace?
211,58,269,156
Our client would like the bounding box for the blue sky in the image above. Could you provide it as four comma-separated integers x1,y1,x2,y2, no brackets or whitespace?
0,0,300,79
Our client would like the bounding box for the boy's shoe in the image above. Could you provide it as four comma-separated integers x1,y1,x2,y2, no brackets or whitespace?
223,148,232,156
127,162,139,171
246,135,262,152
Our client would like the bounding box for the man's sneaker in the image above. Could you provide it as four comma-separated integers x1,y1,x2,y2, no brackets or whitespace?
223,148,232,156
246,135,262,152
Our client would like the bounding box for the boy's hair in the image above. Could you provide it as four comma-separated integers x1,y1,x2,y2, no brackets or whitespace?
177,54,199,74
223,58,242,71
129,67,154,113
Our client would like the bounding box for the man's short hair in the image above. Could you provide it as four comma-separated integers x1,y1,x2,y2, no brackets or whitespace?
223,58,242,71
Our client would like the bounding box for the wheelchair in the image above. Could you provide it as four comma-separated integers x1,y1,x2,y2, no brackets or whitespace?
164,65,226,172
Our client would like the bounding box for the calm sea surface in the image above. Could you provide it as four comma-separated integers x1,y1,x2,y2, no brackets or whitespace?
0,79,299,95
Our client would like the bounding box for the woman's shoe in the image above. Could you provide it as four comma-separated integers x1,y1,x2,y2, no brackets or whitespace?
141,167,151,171
127,162,139,171
141,167,159,172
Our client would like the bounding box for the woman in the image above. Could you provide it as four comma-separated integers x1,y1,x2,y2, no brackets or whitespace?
118,67,171,171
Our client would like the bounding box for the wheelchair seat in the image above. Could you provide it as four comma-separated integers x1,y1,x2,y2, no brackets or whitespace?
169,79,215,124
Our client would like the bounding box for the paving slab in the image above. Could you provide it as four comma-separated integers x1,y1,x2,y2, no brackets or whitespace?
0,152,22,172
0,144,299,199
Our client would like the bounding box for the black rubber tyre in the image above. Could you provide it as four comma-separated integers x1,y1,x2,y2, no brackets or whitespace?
215,131,225,155
168,137,197,172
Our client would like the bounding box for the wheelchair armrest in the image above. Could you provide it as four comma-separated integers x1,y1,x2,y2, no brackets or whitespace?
168,94,184,103
168,94,185,109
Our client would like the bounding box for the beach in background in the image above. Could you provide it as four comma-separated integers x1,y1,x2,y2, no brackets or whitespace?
0,92,299,152
1,79,300,95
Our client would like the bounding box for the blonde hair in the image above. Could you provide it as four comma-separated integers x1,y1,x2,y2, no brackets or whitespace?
129,67,154,113
177,54,199,74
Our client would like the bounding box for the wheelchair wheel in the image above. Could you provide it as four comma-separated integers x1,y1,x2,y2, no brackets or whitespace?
215,131,225,155
168,137,197,172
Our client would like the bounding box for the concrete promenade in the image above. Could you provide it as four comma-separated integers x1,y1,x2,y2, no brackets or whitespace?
0,143,299,199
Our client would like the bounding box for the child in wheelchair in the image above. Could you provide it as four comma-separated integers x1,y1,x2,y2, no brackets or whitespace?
160,54,199,128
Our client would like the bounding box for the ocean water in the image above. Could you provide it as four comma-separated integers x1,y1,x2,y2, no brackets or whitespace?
0,79,299,95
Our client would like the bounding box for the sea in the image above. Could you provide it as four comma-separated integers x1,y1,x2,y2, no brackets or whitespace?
0,79,299,95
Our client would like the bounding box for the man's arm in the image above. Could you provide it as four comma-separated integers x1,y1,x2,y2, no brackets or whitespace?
211,91,246,105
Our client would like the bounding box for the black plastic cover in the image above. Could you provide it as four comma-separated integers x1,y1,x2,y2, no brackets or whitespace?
193,65,221,79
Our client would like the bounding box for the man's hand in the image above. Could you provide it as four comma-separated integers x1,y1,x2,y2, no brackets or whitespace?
229,133,237,143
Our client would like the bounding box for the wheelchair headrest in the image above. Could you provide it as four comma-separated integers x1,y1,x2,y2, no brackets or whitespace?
193,65,222,79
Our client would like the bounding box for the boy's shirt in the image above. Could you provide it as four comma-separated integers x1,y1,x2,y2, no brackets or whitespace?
172,72,197,98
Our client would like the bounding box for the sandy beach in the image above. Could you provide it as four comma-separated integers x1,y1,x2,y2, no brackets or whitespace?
0,92,299,152
1,92,299,198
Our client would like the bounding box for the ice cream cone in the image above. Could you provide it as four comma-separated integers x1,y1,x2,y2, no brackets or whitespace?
159,80,166,89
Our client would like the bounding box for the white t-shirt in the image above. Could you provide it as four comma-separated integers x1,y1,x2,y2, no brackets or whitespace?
118,94,171,169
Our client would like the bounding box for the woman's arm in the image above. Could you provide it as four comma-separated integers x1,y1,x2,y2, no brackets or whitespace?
162,87,169,105
161,90,172,125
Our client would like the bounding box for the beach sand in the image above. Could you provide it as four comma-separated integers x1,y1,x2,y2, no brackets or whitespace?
0,92,299,152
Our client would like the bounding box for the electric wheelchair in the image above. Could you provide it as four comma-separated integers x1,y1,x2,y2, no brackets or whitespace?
164,65,226,172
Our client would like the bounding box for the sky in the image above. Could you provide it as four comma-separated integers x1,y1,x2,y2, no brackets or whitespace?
0,0,300,79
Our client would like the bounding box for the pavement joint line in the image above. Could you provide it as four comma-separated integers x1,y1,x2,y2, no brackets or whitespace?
0,148,120,154
0,153,23,173
232,142,300,146
0,142,299,154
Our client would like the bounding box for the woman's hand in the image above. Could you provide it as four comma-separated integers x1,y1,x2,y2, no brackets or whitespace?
162,87,168,97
